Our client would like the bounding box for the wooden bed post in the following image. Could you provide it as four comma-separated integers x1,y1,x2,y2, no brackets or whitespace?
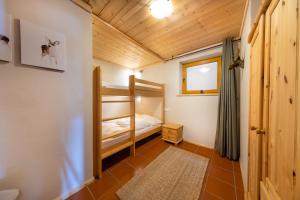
93,66,102,179
129,75,136,156
161,84,165,124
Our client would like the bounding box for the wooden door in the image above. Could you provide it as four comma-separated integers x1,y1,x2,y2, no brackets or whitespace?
247,15,265,200
261,0,298,199
296,0,300,198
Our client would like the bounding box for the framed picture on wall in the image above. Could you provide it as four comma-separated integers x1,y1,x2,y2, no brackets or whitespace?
0,13,12,62
20,19,67,71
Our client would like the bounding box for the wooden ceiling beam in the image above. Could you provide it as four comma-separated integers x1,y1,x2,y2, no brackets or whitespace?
239,0,249,37
71,0,92,13
247,0,271,43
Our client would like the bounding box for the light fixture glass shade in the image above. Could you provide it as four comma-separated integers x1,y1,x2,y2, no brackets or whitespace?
150,0,173,19
136,96,142,103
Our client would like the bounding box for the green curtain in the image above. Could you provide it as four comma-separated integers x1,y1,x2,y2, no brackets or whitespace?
215,38,240,160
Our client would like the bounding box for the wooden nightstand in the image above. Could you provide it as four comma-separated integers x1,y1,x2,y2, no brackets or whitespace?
162,123,183,145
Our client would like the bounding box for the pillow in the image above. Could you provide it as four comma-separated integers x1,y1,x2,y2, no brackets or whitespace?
135,119,151,130
102,121,124,138
116,117,151,130
140,114,162,125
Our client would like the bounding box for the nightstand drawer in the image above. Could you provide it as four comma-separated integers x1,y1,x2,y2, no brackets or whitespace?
162,128,177,137
164,134,177,142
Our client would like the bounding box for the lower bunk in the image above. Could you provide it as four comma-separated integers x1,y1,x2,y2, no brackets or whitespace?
97,114,162,177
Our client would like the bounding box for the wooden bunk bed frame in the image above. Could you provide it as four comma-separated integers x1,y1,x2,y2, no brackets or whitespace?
93,66,165,178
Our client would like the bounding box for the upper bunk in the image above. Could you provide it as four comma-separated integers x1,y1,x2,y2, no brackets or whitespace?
93,66,165,129
99,73,164,98
134,78,164,97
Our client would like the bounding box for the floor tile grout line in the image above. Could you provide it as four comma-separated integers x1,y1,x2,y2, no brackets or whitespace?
206,191,224,200
86,185,97,200
202,165,229,199
205,175,237,200
208,156,236,187
107,169,122,186
124,159,144,171
210,164,234,173
208,174,236,187
95,170,123,200
201,162,210,199
87,171,119,200
209,162,235,172
208,175,237,188
232,161,238,200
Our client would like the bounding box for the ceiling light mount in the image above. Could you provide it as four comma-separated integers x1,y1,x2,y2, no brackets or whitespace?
150,0,173,19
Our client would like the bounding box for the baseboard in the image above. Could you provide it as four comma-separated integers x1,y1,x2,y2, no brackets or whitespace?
53,177,94,200
182,139,214,150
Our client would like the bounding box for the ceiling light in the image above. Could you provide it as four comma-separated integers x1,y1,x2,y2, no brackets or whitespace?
150,0,173,19
136,96,142,103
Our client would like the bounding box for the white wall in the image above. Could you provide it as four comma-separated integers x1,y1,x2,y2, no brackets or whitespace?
93,59,133,87
93,59,133,119
0,0,93,199
138,48,223,148
239,3,251,189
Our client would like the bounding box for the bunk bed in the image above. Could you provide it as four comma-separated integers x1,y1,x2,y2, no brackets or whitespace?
93,66,165,178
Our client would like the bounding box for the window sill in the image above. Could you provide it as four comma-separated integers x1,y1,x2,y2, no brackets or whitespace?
177,93,219,97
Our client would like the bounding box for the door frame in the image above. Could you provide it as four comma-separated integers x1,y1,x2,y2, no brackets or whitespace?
247,14,265,200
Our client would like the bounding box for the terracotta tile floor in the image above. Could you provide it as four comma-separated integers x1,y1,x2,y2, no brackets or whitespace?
67,134,244,200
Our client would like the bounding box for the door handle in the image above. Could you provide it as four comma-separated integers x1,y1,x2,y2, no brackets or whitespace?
250,126,258,131
256,129,266,135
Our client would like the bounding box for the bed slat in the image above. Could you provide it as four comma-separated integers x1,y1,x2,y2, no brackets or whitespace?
102,100,132,103
102,128,132,140
135,78,163,87
135,126,162,142
102,87,130,96
101,139,133,159
135,85,162,92
135,90,163,97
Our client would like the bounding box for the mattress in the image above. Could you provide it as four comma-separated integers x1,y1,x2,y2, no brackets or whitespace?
102,124,161,149
102,114,162,149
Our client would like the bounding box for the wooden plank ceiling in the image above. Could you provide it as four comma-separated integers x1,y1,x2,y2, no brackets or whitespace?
84,0,246,69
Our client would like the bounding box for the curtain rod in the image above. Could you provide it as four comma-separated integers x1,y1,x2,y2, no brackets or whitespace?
166,38,241,61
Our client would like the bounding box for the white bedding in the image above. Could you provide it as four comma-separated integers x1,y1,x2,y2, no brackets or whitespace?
102,114,162,149
102,124,161,149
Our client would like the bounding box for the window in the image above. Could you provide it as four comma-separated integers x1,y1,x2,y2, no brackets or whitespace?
182,56,221,95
